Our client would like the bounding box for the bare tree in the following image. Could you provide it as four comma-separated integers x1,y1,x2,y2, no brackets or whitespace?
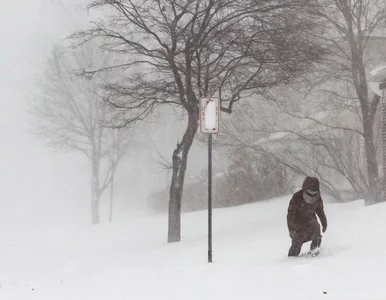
31,44,134,224
306,0,386,204
220,0,386,204
70,0,324,242
219,21,386,202
216,100,342,199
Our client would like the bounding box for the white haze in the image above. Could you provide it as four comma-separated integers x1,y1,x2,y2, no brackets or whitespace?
0,0,210,227
0,1,88,228
0,0,221,234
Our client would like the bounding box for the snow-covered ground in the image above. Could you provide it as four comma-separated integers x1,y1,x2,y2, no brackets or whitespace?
1,196,385,300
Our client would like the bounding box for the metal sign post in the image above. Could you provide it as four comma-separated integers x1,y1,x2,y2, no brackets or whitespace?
208,133,213,262
199,97,220,263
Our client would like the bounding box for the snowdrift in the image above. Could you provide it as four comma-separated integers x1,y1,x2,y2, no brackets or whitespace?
0,196,385,300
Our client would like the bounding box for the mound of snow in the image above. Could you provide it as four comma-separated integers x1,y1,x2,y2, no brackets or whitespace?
1,196,385,300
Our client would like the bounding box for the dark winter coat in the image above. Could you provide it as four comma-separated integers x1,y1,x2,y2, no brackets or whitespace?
287,177,327,242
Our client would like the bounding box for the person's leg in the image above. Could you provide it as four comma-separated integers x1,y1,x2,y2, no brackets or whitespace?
310,222,322,251
288,233,304,256
288,243,302,256
310,236,321,251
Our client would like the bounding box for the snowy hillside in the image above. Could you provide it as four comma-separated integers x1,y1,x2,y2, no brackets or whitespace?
1,196,385,300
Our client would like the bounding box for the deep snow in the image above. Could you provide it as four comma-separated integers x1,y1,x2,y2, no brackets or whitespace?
1,196,385,300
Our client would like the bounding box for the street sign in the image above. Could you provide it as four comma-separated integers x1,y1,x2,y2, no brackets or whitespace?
200,97,219,134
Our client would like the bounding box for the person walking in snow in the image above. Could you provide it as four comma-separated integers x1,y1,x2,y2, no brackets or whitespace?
287,176,327,257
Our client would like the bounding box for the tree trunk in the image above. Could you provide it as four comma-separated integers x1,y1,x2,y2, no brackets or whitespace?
91,159,101,224
344,22,381,204
363,121,380,205
109,172,114,223
168,111,199,243
91,191,100,224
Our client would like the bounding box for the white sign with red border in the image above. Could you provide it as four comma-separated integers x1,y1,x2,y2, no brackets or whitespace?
200,97,220,134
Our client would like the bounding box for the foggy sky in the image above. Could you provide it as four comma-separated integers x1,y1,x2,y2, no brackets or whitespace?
0,1,210,226
0,1,126,226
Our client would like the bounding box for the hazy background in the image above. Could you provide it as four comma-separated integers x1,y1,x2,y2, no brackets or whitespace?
2,0,382,229
0,0,202,227
1,1,88,227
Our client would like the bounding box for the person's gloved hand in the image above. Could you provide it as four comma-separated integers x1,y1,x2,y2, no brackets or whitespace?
289,230,296,238
322,226,327,233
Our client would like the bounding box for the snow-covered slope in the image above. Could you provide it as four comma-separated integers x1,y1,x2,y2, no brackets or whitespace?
1,197,385,300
